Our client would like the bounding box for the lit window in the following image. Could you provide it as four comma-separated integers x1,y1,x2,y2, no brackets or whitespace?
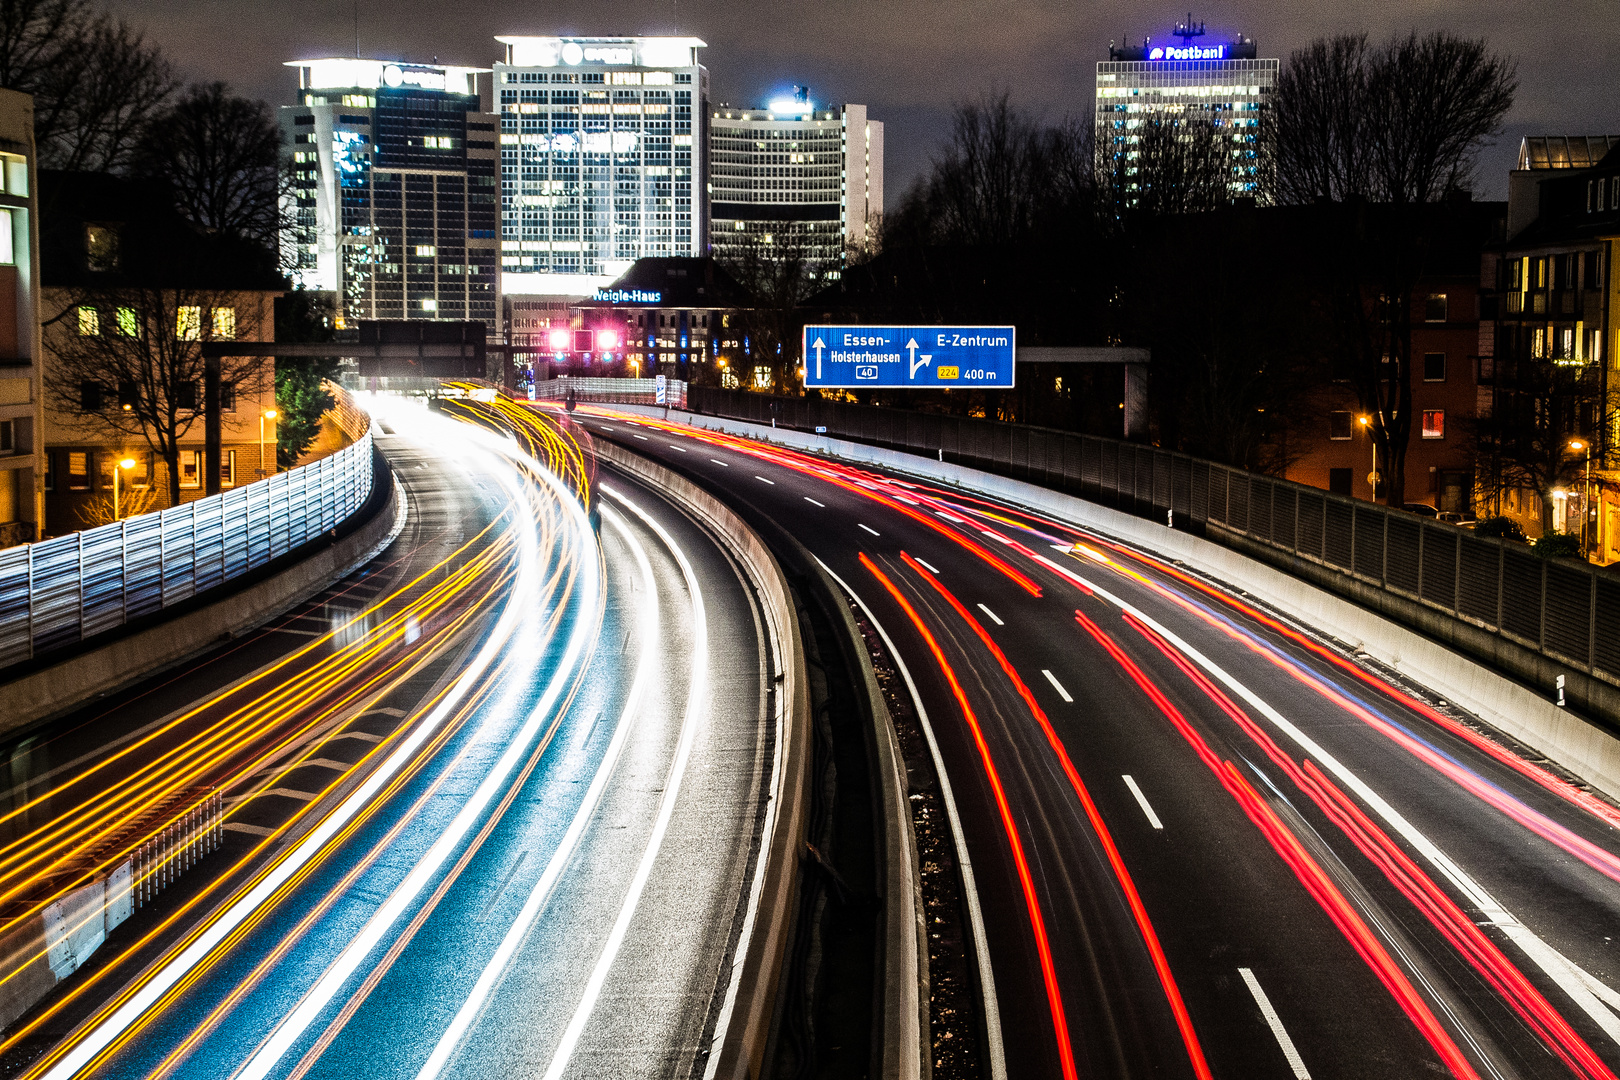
85,224,117,272
211,307,235,339
176,306,202,340
67,451,88,490
178,450,201,489
78,306,99,336
0,209,14,265
1421,410,1445,439
415,245,436,257
221,449,236,487
421,298,438,312
1424,294,1447,323
116,307,138,336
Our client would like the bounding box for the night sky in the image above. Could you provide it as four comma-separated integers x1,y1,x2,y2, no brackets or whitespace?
113,0,1618,207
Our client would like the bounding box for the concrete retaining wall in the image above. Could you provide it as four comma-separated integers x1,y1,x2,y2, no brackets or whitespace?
0,472,405,736
607,405,1620,805
592,441,815,1080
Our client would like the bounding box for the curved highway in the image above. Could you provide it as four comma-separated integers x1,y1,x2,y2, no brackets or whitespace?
584,405,1620,1080
0,405,776,1080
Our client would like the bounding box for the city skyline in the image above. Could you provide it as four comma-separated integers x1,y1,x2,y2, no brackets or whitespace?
107,0,1620,206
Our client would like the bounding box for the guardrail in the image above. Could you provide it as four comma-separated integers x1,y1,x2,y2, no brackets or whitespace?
686,385,1620,713
0,432,375,669
533,376,687,409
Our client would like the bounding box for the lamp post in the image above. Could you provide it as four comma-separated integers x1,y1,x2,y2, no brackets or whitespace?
260,409,277,479
1359,415,1379,500
113,456,135,520
1571,439,1592,557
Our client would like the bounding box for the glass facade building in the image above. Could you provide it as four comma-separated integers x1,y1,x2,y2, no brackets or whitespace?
493,37,708,298
1095,33,1277,197
709,98,882,267
281,60,499,328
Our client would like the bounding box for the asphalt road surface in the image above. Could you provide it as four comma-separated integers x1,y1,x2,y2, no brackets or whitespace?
584,406,1620,1080
0,407,773,1080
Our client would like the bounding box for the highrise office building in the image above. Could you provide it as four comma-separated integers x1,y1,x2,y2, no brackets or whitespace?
1095,19,1277,197
493,36,708,298
280,59,499,328
709,90,883,266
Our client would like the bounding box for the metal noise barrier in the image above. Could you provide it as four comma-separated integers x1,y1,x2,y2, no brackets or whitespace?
0,432,376,670
686,385,1620,702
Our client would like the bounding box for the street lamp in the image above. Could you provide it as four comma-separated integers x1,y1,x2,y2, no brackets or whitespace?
1359,415,1379,499
113,456,135,520
260,409,278,479
1571,438,1591,557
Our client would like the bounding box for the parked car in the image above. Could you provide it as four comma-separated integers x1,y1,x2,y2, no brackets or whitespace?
1403,502,1439,518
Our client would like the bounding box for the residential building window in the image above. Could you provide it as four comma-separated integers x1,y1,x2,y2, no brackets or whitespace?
42,450,52,491
1425,294,1448,322
79,380,101,411
0,209,14,265
1585,251,1602,289
77,307,99,336
176,306,202,340
221,449,236,487
85,224,117,272
1423,353,1446,381
1590,180,1596,212
67,451,88,489
1532,327,1547,359
1328,411,1354,440
116,307,138,336
1601,183,1609,213
220,383,236,413
178,450,201,488
0,418,12,453
130,452,150,487
1421,409,1445,439
176,382,198,410
1328,468,1352,495
211,307,235,339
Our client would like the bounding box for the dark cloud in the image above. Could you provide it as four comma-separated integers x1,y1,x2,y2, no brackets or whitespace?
111,0,1620,204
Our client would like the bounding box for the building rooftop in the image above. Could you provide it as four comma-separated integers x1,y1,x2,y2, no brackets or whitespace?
1517,136,1620,171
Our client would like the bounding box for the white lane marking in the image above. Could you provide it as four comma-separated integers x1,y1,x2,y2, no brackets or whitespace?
536,487,711,1080
803,497,825,508
598,426,615,432
709,458,729,467
40,423,597,1080
668,444,687,452
1122,775,1164,830
632,434,649,441
1068,565,1620,1050
755,475,775,485
976,604,1004,626
858,523,880,537
1239,968,1310,1078
1041,669,1073,703
414,492,669,1080
815,558,1007,1080
914,558,940,575
936,511,965,523
892,494,920,506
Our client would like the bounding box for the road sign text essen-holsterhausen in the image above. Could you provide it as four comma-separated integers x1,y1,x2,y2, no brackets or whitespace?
802,326,1016,389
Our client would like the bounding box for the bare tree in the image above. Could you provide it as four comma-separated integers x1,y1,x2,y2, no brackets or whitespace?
1265,31,1516,506
130,83,284,247
1100,114,1237,223
719,230,836,393
44,287,270,506
1473,359,1616,536
0,0,175,171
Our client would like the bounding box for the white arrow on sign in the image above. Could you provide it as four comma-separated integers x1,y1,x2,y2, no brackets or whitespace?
907,338,933,379
813,337,825,379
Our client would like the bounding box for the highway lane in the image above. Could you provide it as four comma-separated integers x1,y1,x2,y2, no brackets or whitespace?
0,404,776,1080
583,407,1620,1080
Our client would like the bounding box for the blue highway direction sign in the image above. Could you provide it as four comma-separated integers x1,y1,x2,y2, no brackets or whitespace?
802,325,1016,388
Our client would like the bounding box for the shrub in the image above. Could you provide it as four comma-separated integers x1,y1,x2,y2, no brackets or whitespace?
1532,531,1584,560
